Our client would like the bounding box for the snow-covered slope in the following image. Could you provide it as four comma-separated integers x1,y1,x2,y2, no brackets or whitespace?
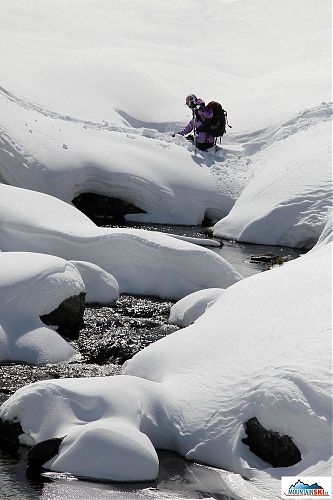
0,1,330,130
1,240,331,497
0,87,232,224
0,252,83,364
214,110,332,248
0,184,242,299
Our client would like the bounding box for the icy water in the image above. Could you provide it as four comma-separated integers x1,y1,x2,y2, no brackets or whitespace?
0,224,304,500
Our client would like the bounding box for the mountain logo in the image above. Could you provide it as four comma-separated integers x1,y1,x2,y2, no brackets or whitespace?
281,476,331,498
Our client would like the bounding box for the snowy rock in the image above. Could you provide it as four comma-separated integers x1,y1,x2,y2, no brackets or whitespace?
169,288,225,327
0,252,83,364
69,260,119,304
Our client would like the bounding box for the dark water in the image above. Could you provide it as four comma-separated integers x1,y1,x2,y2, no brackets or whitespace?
0,224,304,499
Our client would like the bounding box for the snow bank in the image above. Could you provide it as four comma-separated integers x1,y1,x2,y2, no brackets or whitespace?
168,288,225,327
2,241,331,497
214,116,332,248
0,184,242,299
0,252,83,364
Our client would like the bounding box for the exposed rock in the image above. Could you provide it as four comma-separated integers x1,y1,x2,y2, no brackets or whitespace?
72,193,146,223
242,417,301,467
250,253,292,266
27,437,65,469
0,418,23,449
40,292,86,339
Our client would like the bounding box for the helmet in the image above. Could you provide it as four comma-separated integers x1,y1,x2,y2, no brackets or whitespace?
185,94,198,108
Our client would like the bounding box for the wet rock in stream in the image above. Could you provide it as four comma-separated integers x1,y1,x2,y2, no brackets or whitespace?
73,295,178,364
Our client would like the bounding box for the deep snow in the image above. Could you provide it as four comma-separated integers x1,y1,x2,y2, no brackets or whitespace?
0,0,331,498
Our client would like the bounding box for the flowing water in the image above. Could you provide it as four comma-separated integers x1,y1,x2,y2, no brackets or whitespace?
0,224,305,499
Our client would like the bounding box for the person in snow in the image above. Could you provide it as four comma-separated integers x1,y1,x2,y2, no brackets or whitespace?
177,94,215,151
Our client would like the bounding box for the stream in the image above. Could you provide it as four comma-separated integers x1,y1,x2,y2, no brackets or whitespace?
0,224,304,499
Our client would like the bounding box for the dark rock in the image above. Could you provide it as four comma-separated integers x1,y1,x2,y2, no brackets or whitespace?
250,253,291,266
242,417,301,467
0,419,23,449
72,193,146,223
40,292,86,340
27,436,65,469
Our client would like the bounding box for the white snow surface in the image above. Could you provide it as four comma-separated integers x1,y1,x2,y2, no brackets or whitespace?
0,252,83,364
1,241,331,497
168,288,225,328
0,184,242,299
69,260,119,304
213,116,333,248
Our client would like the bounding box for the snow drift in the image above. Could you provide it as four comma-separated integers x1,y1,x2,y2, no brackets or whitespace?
0,184,242,299
1,239,331,498
214,110,332,248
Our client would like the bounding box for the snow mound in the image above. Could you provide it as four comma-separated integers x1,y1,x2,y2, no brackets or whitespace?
2,242,331,497
169,288,225,327
0,252,83,364
70,261,119,304
0,184,242,299
214,116,332,248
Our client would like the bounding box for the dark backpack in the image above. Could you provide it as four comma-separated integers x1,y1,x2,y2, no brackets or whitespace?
195,101,231,139
206,101,229,138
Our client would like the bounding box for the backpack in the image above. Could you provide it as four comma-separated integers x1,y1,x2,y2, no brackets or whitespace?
206,101,229,138
195,101,230,138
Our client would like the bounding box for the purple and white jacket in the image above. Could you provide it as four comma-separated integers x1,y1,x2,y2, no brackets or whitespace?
178,98,214,145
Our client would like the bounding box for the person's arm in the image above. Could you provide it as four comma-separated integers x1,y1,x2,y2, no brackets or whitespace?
178,119,194,136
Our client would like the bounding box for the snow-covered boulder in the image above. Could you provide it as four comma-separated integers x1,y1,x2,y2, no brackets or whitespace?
70,261,119,304
0,184,242,299
0,252,84,364
1,242,331,497
214,116,332,249
168,288,225,327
